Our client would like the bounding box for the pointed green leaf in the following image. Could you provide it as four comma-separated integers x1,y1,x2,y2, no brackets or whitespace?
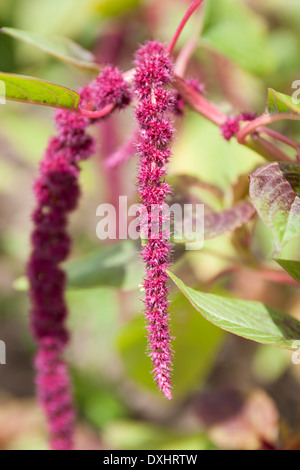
275,259,300,284
0,71,80,110
168,270,300,350
249,162,300,249
1,27,100,73
266,88,300,115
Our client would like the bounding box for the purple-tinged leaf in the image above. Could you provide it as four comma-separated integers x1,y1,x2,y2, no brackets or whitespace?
275,259,300,284
170,174,224,202
168,270,300,350
249,162,300,249
0,71,80,111
204,201,255,239
173,201,255,243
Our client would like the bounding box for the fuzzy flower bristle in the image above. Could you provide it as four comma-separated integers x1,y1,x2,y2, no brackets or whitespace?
79,65,131,113
35,338,75,450
221,112,256,141
134,41,174,400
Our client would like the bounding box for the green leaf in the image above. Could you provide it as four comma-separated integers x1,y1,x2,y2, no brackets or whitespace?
168,270,300,350
249,162,300,249
266,88,300,115
65,241,143,290
0,71,80,110
275,259,300,284
117,291,224,398
1,27,100,73
202,0,276,75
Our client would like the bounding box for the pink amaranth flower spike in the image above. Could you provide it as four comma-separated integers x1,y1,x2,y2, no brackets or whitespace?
134,41,174,400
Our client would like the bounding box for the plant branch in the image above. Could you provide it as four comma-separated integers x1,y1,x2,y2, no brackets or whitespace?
206,265,299,288
173,75,226,125
259,126,300,151
166,0,205,55
237,112,300,145
80,103,114,119
247,134,294,163
173,77,296,162
174,35,199,77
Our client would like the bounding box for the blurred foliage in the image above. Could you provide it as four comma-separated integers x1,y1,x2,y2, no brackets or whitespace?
0,0,300,451
91,0,142,18
202,0,276,75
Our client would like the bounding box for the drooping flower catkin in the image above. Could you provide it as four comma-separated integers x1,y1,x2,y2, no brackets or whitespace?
27,108,94,450
134,41,175,399
27,66,131,449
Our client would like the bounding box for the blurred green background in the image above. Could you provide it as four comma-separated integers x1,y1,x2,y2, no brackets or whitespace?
0,0,300,450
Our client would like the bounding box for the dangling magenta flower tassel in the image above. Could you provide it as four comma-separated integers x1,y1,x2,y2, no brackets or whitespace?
27,108,94,449
27,66,131,449
134,41,175,400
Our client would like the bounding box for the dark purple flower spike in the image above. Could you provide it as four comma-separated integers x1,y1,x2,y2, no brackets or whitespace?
27,66,131,449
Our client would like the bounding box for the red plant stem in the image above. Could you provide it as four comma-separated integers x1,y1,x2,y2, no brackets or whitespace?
173,77,296,162
80,103,114,119
256,269,299,287
173,75,226,125
106,128,138,169
247,135,294,163
259,126,300,151
174,35,199,77
237,112,300,145
166,0,205,55
98,119,122,238
206,265,299,288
